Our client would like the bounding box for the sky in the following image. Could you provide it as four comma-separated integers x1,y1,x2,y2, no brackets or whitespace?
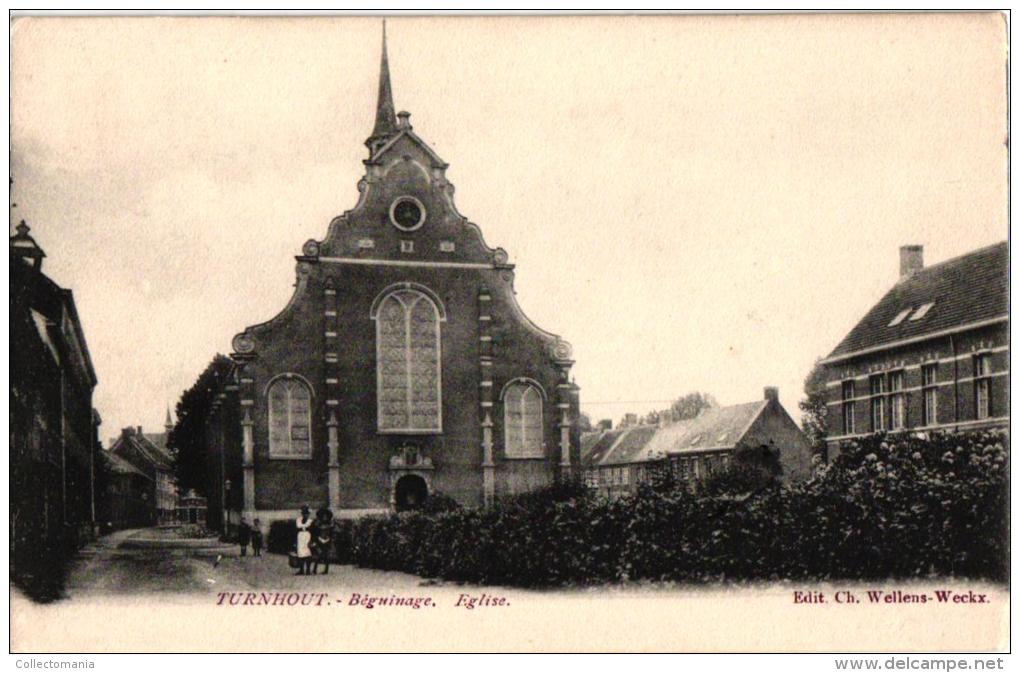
10,14,1008,443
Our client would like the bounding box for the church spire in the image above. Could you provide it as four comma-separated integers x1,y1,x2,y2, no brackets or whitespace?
165,406,173,432
366,21,398,153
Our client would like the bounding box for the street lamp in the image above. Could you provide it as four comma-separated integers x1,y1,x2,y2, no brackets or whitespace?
223,479,231,536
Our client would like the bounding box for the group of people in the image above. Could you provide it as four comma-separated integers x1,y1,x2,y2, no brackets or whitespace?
233,506,335,575
236,517,263,557
294,505,334,575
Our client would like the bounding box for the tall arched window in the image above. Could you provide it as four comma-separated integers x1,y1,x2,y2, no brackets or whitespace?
375,289,442,432
503,381,544,458
267,376,312,458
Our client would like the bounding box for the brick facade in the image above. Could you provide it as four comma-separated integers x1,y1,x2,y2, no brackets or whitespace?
822,243,1008,455
823,322,1008,454
11,220,100,571
205,35,580,531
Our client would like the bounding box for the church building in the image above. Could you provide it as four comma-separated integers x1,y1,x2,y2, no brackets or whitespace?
205,29,580,529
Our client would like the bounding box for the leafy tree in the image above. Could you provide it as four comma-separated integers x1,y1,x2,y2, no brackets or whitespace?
576,412,593,433
168,354,234,495
799,357,828,455
670,392,717,421
701,442,782,497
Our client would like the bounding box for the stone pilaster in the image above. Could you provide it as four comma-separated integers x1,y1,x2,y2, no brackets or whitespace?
238,364,256,518
323,282,341,510
241,408,255,517
555,361,576,476
479,286,495,505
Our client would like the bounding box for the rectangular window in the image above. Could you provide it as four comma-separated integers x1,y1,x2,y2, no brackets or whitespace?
889,370,905,430
841,380,856,434
975,354,992,420
921,363,938,426
870,374,886,431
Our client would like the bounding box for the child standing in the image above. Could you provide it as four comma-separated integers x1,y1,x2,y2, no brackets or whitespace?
238,518,251,557
251,519,263,557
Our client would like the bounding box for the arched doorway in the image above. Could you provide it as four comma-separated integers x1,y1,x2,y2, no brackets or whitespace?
394,474,428,512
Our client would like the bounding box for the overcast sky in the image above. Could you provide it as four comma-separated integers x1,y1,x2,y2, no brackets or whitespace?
11,15,1007,442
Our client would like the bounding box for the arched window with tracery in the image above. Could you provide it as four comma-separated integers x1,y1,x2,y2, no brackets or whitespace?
375,288,442,433
267,376,312,459
503,380,544,458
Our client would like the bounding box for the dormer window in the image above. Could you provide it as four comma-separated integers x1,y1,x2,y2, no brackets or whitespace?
888,309,911,326
909,302,935,321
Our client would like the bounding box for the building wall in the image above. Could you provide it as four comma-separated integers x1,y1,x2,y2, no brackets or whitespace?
585,450,737,498
824,323,1008,455
11,255,98,575
742,398,816,480
104,473,154,530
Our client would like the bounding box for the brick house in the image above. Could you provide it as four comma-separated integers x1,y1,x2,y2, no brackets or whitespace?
100,450,153,530
108,412,178,525
821,243,1008,456
204,29,580,531
10,219,101,573
581,388,813,497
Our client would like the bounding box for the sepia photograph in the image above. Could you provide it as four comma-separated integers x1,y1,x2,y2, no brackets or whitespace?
8,12,1010,655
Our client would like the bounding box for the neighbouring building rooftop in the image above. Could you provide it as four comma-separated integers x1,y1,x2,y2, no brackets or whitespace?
582,398,772,468
825,242,1007,362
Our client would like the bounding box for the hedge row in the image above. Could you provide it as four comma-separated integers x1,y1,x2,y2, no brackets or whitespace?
325,430,1006,587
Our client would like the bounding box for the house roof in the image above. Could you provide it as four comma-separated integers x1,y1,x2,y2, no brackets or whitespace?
111,430,172,470
581,428,627,467
826,242,1008,362
143,431,169,453
583,400,769,467
103,451,150,479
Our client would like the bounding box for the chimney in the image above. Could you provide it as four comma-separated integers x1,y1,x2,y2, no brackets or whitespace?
397,110,412,130
764,387,779,403
137,425,143,437
899,245,924,280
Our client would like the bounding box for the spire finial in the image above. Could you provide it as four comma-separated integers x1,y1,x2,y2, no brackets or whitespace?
366,20,398,152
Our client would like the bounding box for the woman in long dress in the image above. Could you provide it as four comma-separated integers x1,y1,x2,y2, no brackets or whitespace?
295,505,313,575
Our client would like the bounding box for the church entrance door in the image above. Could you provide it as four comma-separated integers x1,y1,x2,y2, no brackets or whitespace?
394,475,428,512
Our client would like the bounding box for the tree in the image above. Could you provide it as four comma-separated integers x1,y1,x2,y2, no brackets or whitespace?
701,441,783,497
799,357,828,456
576,412,593,433
169,354,234,495
670,392,717,421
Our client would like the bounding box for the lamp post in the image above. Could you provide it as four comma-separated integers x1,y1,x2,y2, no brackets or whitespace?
223,479,231,536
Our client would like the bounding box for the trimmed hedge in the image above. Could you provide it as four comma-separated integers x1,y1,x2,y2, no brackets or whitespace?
331,430,1008,587
268,520,298,554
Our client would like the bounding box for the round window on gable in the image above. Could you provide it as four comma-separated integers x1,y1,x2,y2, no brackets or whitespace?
390,196,426,232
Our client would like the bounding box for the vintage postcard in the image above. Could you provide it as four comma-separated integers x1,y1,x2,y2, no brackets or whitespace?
8,13,1009,654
